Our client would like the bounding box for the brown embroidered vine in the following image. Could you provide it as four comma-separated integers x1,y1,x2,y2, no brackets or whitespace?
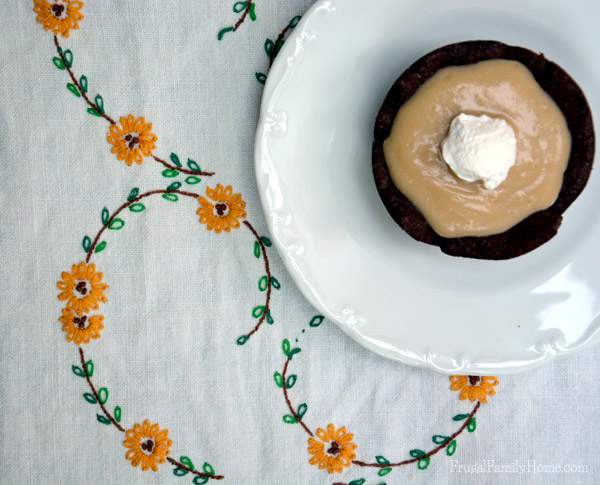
233,0,254,32
167,457,224,481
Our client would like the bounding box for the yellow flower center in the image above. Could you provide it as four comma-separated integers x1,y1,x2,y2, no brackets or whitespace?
75,280,89,296
214,202,230,218
326,441,341,456
124,132,140,150
72,315,89,330
468,375,481,386
51,1,68,19
140,439,155,456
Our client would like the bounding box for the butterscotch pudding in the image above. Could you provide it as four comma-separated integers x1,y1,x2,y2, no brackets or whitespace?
373,41,595,259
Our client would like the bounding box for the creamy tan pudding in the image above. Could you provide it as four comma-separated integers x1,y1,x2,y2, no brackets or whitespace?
383,59,572,238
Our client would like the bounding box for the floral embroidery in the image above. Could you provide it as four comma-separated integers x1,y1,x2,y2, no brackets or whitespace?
57,262,108,315
218,0,257,40
59,307,104,345
308,424,357,474
450,375,499,403
197,184,247,233
107,115,158,166
123,420,172,472
256,14,302,84
33,0,84,38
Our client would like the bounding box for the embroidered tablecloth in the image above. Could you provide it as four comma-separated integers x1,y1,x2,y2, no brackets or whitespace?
1,1,599,484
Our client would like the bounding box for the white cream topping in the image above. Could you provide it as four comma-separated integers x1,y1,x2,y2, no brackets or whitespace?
441,113,517,190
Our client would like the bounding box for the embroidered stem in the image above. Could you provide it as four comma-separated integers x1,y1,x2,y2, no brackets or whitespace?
234,0,254,31
166,457,224,480
281,357,314,437
268,23,292,67
152,155,215,177
54,36,116,125
352,401,481,468
242,220,272,339
85,189,199,263
78,347,125,432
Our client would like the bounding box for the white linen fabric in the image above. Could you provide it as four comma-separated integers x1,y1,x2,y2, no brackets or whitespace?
0,1,599,484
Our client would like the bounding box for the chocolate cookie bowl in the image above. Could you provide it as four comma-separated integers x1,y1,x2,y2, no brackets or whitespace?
373,40,595,260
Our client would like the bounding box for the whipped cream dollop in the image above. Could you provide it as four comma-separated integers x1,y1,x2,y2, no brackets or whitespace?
441,113,517,190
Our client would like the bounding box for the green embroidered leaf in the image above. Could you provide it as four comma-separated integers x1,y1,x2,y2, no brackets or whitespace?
446,440,457,456
309,315,325,327
52,57,66,70
167,182,182,192
290,347,301,359
260,236,272,247
273,371,284,388
173,468,188,476
233,1,247,13
249,2,256,21
253,241,261,258
467,417,477,432
82,235,92,253
378,468,392,477
162,193,179,202
271,277,281,290
217,26,235,41
94,95,105,114
95,241,107,253
192,476,209,485
349,480,366,485
87,107,101,117
266,310,274,324
289,15,302,28
273,39,284,58
97,387,109,405
67,83,81,97
187,159,202,172
170,152,182,167
72,365,85,377
409,449,426,458
127,187,139,201
101,207,110,225
417,457,431,470
376,456,390,465
285,374,297,389
96,414,111,425
84,360,94,377
162,169,180,178
129,203,146,213
282,339,291,357
79,75,88,93
296,403,308,418
252,305,266,318
452,413,469,421
255,72,267,85
258,275,268,292
202,463,215,476
185,176,202,185
83,393,97,404
432,435,450,445
236,335,249,345
62,49,73,67
180,456,194,470
108,218,125,230
282,414,297,424
114,406,122,422
264,39,275,56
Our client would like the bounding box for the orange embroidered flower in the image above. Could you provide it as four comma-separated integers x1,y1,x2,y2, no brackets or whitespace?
107,115,158,166
57,262,108,315
59,307,104,345
450,375,499,403
123,420,172,472
307,424,357,474
197,184,247,233
33,0,84,38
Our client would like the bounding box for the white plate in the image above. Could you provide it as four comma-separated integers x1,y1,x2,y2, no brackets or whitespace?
255,0,600,374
